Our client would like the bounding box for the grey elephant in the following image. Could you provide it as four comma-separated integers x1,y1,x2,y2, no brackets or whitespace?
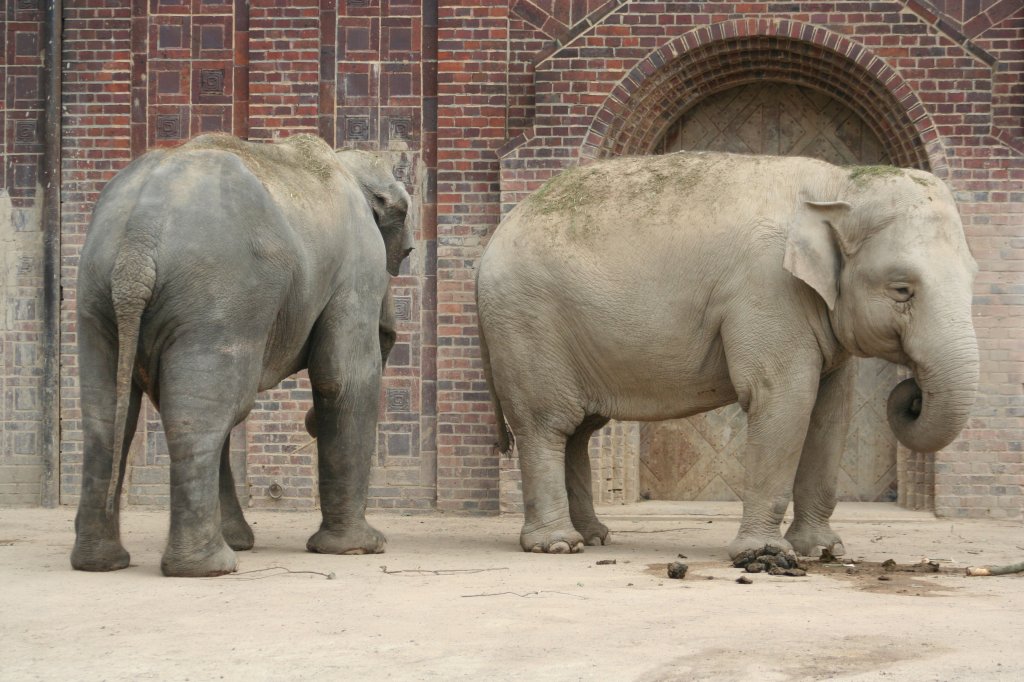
476,151,977,559
71,134,413,577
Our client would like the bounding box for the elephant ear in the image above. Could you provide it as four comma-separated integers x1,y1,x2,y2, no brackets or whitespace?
368,184,413,277
337,150,414,276
783,200,852,310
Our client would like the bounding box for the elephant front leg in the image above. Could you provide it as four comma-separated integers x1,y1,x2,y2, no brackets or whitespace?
728,367,821,560
306,312,386,556
785,363,854,557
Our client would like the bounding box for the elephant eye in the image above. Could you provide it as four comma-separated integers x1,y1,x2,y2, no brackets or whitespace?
887,283,914,302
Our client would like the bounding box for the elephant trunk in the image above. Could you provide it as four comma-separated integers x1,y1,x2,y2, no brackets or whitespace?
887,327,979,453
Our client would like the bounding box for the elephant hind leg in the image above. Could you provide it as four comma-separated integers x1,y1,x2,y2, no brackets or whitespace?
517,427,585,554
566,414,610,546
219,436,254,551
157,346,260,577
72,313,142,572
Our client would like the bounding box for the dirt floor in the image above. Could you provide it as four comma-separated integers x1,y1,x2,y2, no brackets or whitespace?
2,501,1023,681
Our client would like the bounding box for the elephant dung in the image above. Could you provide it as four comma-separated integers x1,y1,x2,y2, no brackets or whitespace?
667,561,689,579
733,545,807,577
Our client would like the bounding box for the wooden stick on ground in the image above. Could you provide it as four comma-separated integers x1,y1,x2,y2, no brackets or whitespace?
965,561,1024,576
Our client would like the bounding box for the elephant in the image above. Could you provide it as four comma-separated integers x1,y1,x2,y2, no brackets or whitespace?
476,151,978,559
70,133,413,577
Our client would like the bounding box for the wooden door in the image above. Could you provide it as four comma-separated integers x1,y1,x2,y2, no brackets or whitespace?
641,82,898,502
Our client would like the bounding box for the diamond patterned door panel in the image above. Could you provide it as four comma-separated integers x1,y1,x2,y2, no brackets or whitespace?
641,83,897,502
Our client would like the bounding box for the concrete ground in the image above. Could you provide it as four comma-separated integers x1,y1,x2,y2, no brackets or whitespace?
2,501,1022,681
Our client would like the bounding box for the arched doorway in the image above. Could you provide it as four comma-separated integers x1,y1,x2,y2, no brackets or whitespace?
640,82,899,502
653,83,889,164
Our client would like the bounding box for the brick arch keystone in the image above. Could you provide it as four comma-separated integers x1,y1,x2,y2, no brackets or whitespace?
581,19,946,178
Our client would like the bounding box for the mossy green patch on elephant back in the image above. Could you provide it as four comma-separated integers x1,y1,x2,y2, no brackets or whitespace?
529,166,603,216
524,166,610,244
524,153,732,245
847,164,939,192
180,133,338,185
846,164,910,186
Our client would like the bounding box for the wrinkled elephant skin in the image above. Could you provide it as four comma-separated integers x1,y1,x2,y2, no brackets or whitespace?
71,134,413,577
476,152,978,559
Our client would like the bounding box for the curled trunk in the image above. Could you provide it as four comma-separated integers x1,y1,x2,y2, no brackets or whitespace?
886,333,979,453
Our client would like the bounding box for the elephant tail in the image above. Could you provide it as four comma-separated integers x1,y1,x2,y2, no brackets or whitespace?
478,320,514,456
105,240,157,518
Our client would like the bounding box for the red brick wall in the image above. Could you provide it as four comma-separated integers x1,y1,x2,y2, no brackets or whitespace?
53,0,438,511
439,1,1023,519
1,0,47,503
434,3,509,512
58,0,134,504
3,1,1020,518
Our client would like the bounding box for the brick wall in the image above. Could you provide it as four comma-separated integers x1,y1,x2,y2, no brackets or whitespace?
2,1,1021,519
1,0,46,503
442,1,1023,519
58,0,134,506
47,0,438,511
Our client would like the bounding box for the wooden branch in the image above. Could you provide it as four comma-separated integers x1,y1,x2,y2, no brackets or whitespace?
380,565,508,576
965,561,1024,576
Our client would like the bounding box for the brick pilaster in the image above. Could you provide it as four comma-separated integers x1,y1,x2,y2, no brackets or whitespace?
435,2,511,512
58,0,134,505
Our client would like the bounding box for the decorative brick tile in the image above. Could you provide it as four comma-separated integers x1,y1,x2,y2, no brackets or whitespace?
192,16,234,61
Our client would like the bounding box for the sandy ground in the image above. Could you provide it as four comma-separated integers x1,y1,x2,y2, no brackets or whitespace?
2,501,1023,681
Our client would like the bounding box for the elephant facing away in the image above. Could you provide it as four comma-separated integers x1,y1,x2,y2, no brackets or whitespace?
476,151,978,559
71,134,413,577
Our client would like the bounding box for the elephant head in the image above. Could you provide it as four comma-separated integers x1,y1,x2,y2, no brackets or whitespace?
336,149,414,276
784,166,978,453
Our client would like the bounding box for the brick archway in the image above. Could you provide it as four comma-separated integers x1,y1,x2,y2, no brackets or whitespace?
581,20,944,176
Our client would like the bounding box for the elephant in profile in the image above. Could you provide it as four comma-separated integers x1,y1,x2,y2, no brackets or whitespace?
71,134,413,577
476,151,977,558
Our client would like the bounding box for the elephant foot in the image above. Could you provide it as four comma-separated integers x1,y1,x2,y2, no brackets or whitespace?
727,533,793,561
71,537,131,572
784,522,845,558
521,519,585,554
161,538,237,578
222,516,255,551
571,517,610,547
307,520,386,555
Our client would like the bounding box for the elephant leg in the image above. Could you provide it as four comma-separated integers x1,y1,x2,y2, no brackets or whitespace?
305,298,386,556
72,313,141,572
518,426,585,554
219,436,254,551
158,346,258,577
785,362,854,557
728,363,820,560
565,415,610,546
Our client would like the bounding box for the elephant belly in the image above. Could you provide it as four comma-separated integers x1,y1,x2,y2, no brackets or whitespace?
607,372,738,423
582,332,739,423
257,319,315,392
